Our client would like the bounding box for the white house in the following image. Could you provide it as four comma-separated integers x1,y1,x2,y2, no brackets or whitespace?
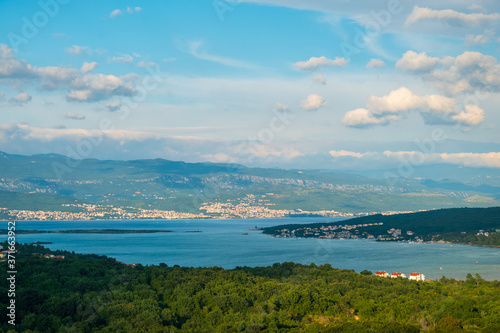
374,271,389,278
409,272,425,281
391,272,406,278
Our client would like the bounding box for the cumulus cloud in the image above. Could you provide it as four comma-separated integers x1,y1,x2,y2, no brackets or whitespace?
342,87,484,127
396,50,441,73
311,74,327,85
0,44,138,103
9,92,32,105
329,150,366,158
0,91,5,101
65,45,92,56
342,108,397,127
81,62,98,73
274,102,289,112
451,104,485,126
127,6,142,13
396,50,500,95
406,6,500,26
440,152,500,168
294,56,347,71
109,9,123,18
366,87,456,115
366,59,385,68
106,101,122,112
465,29,495,45
65,113,86,120
328,149,500,168
0,44,34,78
300,94,326,111
65,73,137,102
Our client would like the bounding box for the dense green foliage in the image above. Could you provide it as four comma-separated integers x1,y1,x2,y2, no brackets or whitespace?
263,207,500,246
1,243,499,332
440,232,500,247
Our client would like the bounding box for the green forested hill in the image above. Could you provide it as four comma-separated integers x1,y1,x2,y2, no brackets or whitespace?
1,243,499,332
263,207,500,244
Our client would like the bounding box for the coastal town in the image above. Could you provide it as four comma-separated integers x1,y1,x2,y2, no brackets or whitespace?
0,194,416,221
268,222,425,243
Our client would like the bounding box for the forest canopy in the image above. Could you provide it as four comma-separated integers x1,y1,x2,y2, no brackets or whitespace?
1,242,499,332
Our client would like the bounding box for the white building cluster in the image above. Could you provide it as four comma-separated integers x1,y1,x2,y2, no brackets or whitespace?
374,271,425,281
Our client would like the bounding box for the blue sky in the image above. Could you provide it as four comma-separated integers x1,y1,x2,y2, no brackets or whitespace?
1,0,500,170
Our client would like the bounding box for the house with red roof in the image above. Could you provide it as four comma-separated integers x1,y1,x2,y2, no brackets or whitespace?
374,271,389,278
391,272,406,278
409,272,425,281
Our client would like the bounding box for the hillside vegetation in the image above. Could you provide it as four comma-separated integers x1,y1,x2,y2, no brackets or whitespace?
1,243,499,332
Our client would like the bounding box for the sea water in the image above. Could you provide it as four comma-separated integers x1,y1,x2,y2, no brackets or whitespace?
6,218,500,280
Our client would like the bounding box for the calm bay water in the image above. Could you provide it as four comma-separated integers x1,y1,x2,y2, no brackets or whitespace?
6,217,500,281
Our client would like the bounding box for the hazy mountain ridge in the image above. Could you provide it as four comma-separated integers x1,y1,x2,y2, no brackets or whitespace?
0,151,499,215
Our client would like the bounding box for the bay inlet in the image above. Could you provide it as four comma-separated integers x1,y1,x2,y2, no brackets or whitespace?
9,217,500,281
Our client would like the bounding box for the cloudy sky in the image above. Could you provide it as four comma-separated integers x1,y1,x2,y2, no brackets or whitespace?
1,0,500,170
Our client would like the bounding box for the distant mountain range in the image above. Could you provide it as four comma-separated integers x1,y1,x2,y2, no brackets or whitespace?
0,151,499,216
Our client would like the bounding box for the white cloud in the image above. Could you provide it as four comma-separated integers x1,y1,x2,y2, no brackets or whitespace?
109,54,134,64
111,7,141,18
300,94,326,111
294,56,347,71
342,87,484,127
396,50,441,73
451,104,485,126
274,102,289,111
328,149,500,168
465,29,495,45
106,101,122,112
367,87,456,115
65,113,85,120
9,92,32,105
109,9,123,18
0,45,138,103
65,45,92,56
66,73,137,102
127,6,142,14
66,90,91,102
406,6,500,26
366,59,386,68
342,108,396,127
440,152,500,168
329,150,366,158
81,62,98,73
0,91,4,101
311,74,326,85
0,44,34,78
396,50,500,95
